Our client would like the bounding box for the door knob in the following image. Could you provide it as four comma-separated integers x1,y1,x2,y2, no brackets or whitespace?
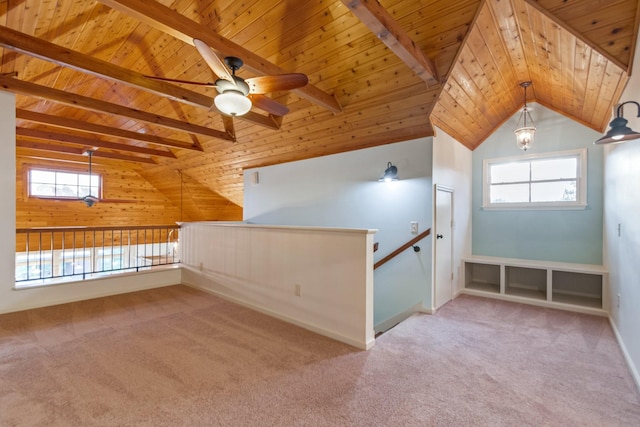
436,234,443,239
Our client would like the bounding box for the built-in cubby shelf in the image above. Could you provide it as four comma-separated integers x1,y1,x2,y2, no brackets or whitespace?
462,256,608,316
464,262,500,294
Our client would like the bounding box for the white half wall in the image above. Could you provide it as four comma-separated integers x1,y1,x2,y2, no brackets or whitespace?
0,268,182,315
432,127,473,302
179,222,376,350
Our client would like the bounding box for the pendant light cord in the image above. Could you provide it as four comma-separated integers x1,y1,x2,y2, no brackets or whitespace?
523,85,528,127
179,170,183,222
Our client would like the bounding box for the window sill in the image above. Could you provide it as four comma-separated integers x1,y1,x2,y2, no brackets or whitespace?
481,203,588,211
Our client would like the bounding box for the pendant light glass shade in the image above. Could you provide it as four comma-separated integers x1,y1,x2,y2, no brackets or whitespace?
514,82,536,151
214,90,252,116
514,120,535,151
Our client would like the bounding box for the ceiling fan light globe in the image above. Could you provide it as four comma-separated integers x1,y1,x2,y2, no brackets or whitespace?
215,90,252,116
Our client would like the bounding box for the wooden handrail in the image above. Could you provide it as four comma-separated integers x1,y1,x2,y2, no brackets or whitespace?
16,224,179,233
374,228,431,270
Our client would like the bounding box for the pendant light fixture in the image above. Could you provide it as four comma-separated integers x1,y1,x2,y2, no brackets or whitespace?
82,149,99,207
594,101,640,144
213,57,252,117
514,81,536,151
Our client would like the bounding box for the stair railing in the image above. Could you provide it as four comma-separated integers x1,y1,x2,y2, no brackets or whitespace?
374,229,431,270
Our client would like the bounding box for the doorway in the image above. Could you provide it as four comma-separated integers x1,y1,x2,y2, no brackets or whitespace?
434,185,454,310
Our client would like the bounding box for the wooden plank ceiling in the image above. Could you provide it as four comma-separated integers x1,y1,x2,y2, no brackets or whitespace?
1,0,639,223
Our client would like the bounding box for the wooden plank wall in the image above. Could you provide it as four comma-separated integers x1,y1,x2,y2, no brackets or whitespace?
16,157,182,228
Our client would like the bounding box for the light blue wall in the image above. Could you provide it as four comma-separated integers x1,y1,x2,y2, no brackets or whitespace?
472,103,604,264
243,138,434,328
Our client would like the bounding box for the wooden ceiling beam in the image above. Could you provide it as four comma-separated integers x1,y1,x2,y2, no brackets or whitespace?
0,25,211,108
16,140,157,164
16,109,202,151
96,0,343,113
0,26,280,131
16,127,177,158
0,75,233,142
240,111,280,129
341,0,440,86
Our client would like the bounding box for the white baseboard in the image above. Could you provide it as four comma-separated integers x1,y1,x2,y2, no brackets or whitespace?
375,302,423,333
419,306,434,315
420,289,464,315
609,316,640,392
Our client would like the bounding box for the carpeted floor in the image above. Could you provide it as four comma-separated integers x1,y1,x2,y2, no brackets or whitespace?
1,285,639,426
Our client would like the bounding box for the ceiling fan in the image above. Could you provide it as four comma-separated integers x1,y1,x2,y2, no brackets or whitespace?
145,39,309,118
78,149,137,207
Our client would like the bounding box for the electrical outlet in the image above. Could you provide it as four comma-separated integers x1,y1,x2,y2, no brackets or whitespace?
410,221,418,234
295,284,301,297
617,293,621,308
618,223,621,237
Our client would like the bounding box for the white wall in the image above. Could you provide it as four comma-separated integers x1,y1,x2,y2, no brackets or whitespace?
432,127,473,299
180,222,376,349
0,92,16,301
243,138,433,330
603,35,640,388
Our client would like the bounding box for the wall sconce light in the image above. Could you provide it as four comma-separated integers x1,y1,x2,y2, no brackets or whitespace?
514,81,536,151
595,101,640,144
378,162,398,182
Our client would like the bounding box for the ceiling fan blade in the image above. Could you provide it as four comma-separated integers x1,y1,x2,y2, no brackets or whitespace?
144,75,217,87
193,38,234,84
246,74,308,94
249,94,290,116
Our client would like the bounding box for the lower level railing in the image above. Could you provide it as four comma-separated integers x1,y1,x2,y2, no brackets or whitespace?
15,225,180,286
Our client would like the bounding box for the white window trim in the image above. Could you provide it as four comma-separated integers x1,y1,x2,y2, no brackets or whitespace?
28,166,102,200
482,148,587,211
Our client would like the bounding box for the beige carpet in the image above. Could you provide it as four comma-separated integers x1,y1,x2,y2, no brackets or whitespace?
1,285,639,426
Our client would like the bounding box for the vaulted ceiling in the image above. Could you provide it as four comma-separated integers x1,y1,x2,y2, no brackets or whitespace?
2,0,639,219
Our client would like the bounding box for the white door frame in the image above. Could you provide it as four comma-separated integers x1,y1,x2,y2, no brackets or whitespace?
433,184,454,311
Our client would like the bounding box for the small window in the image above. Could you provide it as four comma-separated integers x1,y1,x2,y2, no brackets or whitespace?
482,149,587,210
29,168,100,199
